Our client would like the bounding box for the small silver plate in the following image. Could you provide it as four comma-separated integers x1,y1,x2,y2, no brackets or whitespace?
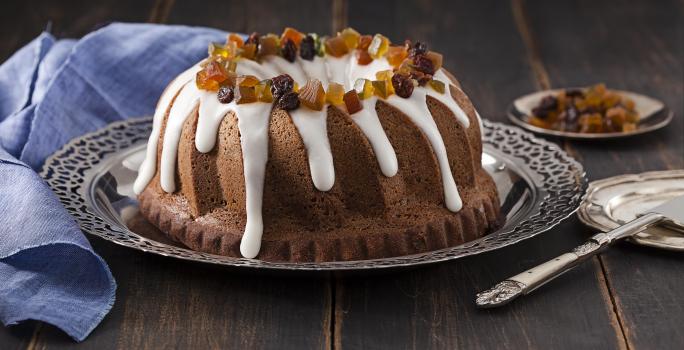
508,88,673,139
578,170,684,251
40,117,586,271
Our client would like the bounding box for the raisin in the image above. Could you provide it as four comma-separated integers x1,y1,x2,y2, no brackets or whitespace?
271,74,295,100
392,73,414,98
217,86,234,103
566,89,584,98
281,39,297,62
408,41,428,58
532,96,558,118
410,71,432,86
300,35,316,60
413,55,435,75
277,91,300,110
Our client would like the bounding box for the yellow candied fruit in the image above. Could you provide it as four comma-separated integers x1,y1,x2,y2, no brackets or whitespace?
237,75,260,87
235,85,257,104
324,36,349,57
196,61,229,91
428,79,445,94
241,43,257,60
375,70,393,81
258,34,280,57
256,79,273,102
326,83,345,105
386,46,408,67
208,42,230,59
368,34,389,59
622,122,637,132
354,78,374,99
425,51,443,70
228,33,244,48
372,79,394,99
281,27,305,47
298,79,326,110
340,27,361,50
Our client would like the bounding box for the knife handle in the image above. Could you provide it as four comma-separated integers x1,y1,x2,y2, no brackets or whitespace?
476,213,664,308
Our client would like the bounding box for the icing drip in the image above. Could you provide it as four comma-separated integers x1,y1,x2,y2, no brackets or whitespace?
350,97,398,177
133,65,200,194
325,55,350,89
431,69,470,127
299,56,329,86
159,82,200,193
289,107,336,191
387,91,463,212
263,56,308,83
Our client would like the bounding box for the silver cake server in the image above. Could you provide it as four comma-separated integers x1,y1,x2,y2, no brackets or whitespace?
476,194,684,308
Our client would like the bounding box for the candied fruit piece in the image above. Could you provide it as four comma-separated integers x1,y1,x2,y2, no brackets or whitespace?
258,34,280,57
354,78,374,99
217,86,235,104
528,116,551,129
410,70,432,86
228,33,244,48
256,80,273,103
271,74,295,100
209,42,229,58
326,82,345,105
277,91,300,110
413,55,435,75
196,61,229,91
220,70,237,87
281,39,297,62
391,73,414,98
368,34,389,59
532,95,558,118
235,85,257,104
343,90,363,114
408,41,428,58
375,70,393,81
241,43,257,60
396,59,413,75
358,35,372,50
579,113,603,133
300,35,316,60
340,27,361,50
298,79,326,110
312,34,325,56
387,45,408,67
281,27,305,47
622,122,636,132
372,79,393,99
196,70,218,91
425,51,443,71
355,49,373,65
223,60,237,73
623,98,636,111
324,36,349,57
428,79,445,94
237,75,260,87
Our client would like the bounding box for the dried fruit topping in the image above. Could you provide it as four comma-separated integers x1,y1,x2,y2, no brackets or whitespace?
425,51,443,71
408,41,428,58
228,33,244,48
241,43,257,60
224,60,237,73
209,42,230,59
298,79,326,110
413,55,435,75
277,91,300,110
358,35,372,50
324,36,349,57
281,39,297,62
375,70,393,81
391,73,414,98
386,45,408,67
311,34,325,56
217,85,235,103
196,61,229,91
532,96,558,118
340,27,361,50
271,74,295,100
355,49,373,65
368,34,389,59
372,79,394,98
281,27,305,47
256,79,274,102
300,35,316,60
258,34,280,57
235,85,257,104
237,75,260,87
326,82,345,105
246,32,260,45
427,79,445,94
343,90,363,114
354,78,374,99
410,70,432,86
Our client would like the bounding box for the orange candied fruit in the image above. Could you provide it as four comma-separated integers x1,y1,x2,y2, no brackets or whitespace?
298,79,326,110
196,61,229,91
386,46,408,67
258,34,280,57
324,36,350,57
355,49,373,65
227,33,244,48
357,35,372,50
326,83,345,105
281,27,305,47
241,43,258,60
343,90,363,114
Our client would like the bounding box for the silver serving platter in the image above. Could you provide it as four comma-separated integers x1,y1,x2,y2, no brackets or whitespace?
40,117,586,271
578,170,684,251
508,88,673,139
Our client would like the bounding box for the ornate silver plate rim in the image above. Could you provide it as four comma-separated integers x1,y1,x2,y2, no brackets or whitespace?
578,169,684,251
508,88,673,139
40,117,586,271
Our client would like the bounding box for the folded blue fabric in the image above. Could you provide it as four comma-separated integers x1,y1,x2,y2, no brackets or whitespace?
0,23,225,341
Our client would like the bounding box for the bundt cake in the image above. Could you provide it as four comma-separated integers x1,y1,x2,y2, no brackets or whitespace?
133,28,500,262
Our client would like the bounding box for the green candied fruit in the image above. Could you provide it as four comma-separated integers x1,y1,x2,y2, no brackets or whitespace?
428,79,446,94
256,79,273,103
208,42,229,58
309,33,325,57
354,78,374,99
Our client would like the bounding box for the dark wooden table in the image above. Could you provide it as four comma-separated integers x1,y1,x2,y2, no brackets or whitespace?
1,0,682,348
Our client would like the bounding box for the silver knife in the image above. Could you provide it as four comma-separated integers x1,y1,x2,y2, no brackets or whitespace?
476,194,684,308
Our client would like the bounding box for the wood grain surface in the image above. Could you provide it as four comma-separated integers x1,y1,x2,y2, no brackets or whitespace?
0,0,681,348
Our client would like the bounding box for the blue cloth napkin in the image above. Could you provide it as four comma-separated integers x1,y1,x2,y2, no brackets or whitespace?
0,23,225,341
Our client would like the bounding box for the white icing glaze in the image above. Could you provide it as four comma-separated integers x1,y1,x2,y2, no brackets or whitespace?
350,97,398,177
133,65,200,194
387,90,463,212
348,57,392,87
325,55,351,89
299,56,329,86
289,107,336,191
263,55,308,84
